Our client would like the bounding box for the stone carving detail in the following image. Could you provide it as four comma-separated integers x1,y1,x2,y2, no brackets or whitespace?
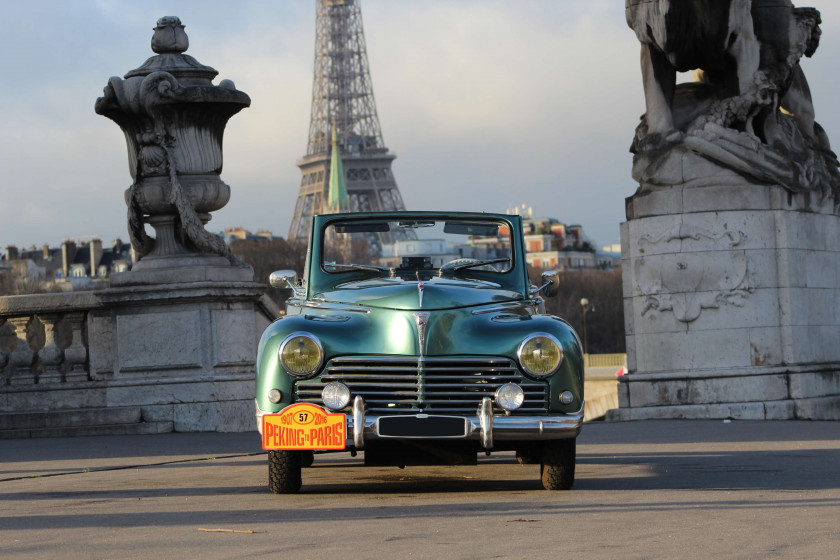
626,0,839,197
95,17,250,265
635,224,753,323
639,224,744,248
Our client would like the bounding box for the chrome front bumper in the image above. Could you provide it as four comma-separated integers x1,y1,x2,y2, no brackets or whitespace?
256,396,583,450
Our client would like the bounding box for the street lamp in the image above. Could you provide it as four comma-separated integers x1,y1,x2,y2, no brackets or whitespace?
580,297,594,356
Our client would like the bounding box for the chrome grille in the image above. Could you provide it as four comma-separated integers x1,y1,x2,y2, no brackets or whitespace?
295,356,549,414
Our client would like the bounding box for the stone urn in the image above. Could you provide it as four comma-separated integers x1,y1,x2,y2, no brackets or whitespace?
95,16,250,272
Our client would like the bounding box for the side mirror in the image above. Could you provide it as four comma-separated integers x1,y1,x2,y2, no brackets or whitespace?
540,270,559,297
269,269,299,291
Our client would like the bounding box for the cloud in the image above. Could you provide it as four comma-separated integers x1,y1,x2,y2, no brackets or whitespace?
2,0,840,251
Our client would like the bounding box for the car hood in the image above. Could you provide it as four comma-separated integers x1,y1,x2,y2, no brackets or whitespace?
312,276,524,310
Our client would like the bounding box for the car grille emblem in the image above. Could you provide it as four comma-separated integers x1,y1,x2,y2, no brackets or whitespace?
413,311,431,357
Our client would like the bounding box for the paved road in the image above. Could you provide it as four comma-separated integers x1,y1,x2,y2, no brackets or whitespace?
2,420,839,559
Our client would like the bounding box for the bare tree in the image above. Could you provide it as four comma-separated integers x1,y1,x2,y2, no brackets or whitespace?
530,267,625,354
230,238,307,307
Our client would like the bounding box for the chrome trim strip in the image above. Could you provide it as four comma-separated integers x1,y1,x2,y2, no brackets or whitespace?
289,301,371,314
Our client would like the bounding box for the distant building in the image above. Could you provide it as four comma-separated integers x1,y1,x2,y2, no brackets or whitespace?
1,238,136,292
518,215,619,271
59,238,135,280
374,212,618,272
221,228,278,244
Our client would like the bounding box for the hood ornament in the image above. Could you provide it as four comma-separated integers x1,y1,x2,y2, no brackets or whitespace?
413,311,431,356
416,271,425,308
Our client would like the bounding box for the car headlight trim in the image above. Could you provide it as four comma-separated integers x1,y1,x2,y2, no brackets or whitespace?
279,332,324,378
518,333,564,378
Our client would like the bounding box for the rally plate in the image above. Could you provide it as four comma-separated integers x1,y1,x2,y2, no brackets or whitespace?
262,403,346,450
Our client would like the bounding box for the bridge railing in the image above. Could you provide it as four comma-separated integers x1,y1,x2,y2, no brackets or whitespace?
583,353,627,369
0,292,99,386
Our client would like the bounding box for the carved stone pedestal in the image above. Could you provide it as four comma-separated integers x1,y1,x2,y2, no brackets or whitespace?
611,178,840,421
87,281,278,431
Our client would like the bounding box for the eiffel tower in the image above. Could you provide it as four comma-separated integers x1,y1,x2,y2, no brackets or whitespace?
288,0,409,242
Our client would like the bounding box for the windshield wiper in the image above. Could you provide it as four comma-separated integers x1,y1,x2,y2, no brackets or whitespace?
440,258,510,272
324,263,392,274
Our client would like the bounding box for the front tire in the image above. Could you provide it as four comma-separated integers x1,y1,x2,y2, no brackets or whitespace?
540,438,575,490
268,450,302,494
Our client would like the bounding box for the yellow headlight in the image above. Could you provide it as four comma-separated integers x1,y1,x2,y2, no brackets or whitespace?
518,334,563,377
279,333,324,377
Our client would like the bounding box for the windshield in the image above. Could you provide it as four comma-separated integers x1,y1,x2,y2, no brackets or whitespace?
322,218,513,276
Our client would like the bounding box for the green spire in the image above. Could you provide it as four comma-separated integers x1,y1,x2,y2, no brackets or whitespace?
327,124,349,212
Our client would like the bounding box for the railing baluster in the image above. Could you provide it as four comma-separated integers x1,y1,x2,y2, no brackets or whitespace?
64,312,89,382
8,316,35,385
37,313,64,383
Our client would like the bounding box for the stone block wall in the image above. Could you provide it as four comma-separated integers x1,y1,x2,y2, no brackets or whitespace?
1,281,280,433
614,181,840,420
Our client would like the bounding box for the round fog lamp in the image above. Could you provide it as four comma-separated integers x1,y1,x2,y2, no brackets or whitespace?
559,391,574,405
268,388,283,404
495,382,525,411
322,382,351,411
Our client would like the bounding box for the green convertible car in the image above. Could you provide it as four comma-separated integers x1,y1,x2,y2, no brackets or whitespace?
255,211,584,493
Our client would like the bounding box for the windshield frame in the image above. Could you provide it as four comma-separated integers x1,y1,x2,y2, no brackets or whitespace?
306,212,529,300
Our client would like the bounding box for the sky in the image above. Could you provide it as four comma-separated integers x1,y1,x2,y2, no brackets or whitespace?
2,0,840,252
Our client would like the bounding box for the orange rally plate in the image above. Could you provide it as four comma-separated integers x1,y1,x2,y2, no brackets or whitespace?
262,403,346,450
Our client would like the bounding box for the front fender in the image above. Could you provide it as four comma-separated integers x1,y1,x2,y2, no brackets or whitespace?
446,313,583,412
256,310,584,414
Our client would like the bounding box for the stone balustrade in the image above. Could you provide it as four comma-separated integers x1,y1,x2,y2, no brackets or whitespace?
0,293,98,386
1,285,279,431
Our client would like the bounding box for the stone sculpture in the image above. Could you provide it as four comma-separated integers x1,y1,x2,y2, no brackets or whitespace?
95,17,250,268
626,0,840,197
618,1,840,421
